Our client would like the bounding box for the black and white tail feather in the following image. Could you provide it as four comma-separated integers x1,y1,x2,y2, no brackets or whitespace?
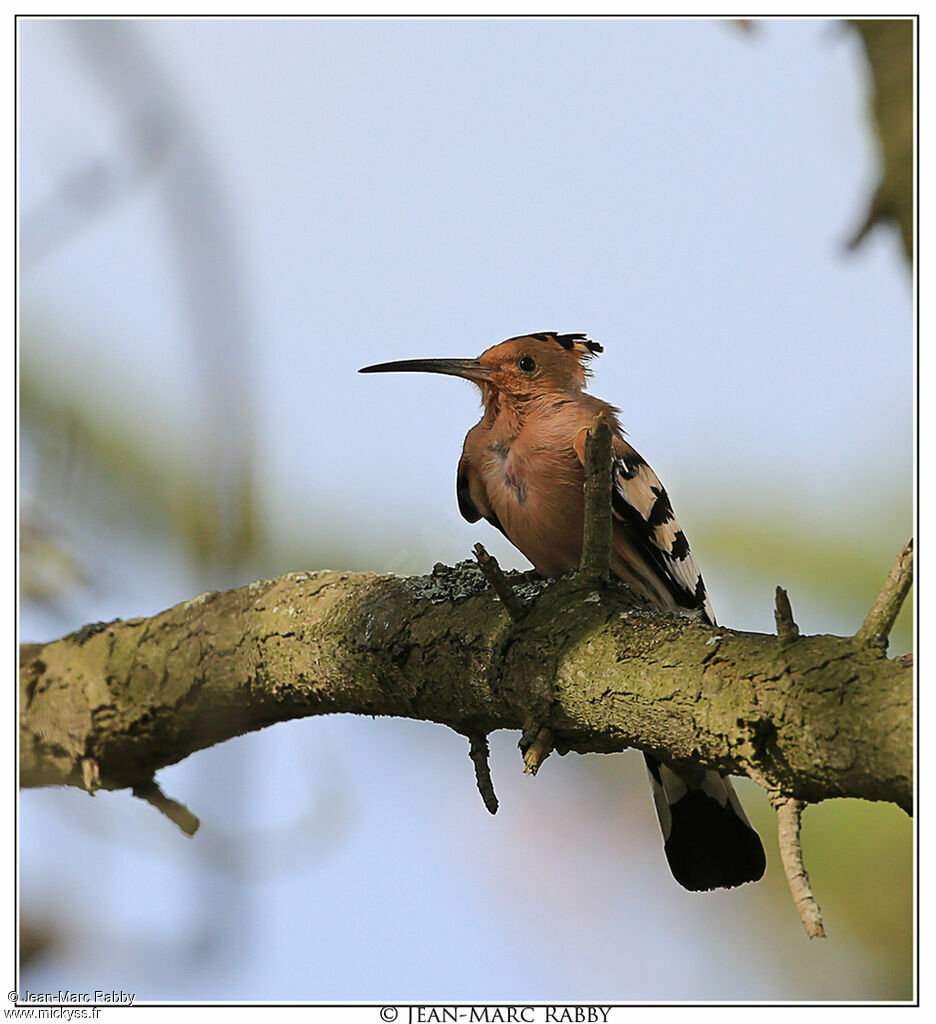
610,436,767,891
643,756,766,891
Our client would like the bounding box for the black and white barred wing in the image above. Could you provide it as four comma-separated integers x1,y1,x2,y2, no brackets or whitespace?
609,437,715,625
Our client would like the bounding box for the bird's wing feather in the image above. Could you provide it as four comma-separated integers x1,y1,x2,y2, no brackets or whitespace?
609,436,714,623
457,449,509,539
456,460,481,524
574,429,714,623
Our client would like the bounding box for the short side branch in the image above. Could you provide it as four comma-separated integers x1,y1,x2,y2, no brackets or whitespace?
771,794,825,939
467,733,499,815
580,416,614,581
522,726,554,776
856,538,913,649
473,543,527,622
132,780,200,836
774,587,800,644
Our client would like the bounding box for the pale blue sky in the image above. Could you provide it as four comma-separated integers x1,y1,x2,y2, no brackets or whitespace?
19,17,913,1002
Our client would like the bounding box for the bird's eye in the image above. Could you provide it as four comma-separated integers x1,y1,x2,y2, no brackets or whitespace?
518,356,536,373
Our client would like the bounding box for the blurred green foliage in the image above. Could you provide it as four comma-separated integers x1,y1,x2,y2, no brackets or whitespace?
21,352,261,580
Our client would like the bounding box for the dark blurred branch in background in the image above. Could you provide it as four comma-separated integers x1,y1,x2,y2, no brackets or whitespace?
848,19,913,260
733,19,912,261
69,20,258,567
21,21,259,574
19,28,174,270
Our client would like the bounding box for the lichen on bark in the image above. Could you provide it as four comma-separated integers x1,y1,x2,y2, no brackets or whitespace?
20,562,911,816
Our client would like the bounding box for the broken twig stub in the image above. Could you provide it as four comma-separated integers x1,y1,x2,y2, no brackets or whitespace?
473,543,527,623
132,779,201,837
774,586,800,644
467,732,499,815
522,726,555,776
580,416,614,581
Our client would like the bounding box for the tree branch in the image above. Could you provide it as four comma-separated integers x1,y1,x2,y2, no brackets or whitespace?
466,732,499,815
856,538,913,650
132,779,201,836
472,543,527,622
770,794,825,939
848,19,913,262
20,562,912,815
774,587,800,645
522,727,554,776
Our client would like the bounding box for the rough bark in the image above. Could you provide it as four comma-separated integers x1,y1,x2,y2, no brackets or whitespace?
20,562,912,815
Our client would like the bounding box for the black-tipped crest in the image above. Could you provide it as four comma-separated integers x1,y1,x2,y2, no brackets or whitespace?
519,332,604,356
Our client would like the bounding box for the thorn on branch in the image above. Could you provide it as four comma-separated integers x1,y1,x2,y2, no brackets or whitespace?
467,732,499,815
856,538,913,650
472,543,527,623
522,726,554,776
770,793,826,940
774,587,800,644
580,415,614,582
132,779,201,836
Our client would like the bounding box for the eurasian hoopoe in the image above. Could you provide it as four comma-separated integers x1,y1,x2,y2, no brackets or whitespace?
360,332,766,890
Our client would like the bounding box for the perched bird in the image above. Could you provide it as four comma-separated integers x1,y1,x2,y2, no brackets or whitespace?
360,332,766,891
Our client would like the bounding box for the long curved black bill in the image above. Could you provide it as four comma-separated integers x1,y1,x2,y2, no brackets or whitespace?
358,358,492,383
